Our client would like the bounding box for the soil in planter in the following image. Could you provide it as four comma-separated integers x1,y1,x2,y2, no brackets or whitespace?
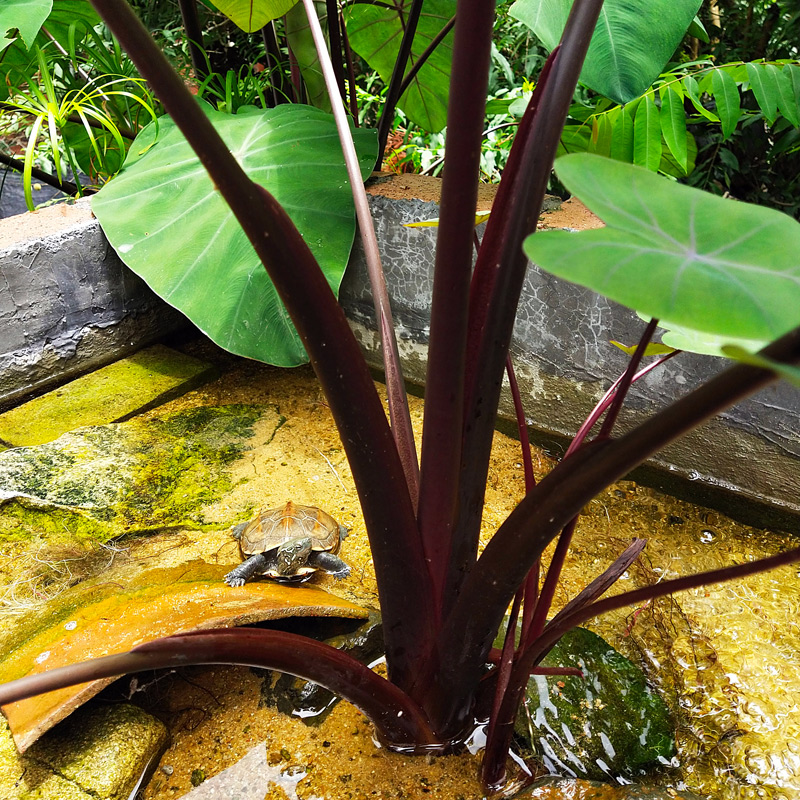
1,340,798,800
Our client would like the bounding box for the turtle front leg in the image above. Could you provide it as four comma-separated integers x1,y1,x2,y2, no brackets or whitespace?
310,552,351,580
224,553,271,587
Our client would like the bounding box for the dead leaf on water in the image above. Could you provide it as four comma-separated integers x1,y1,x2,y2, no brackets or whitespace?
0,560,367,751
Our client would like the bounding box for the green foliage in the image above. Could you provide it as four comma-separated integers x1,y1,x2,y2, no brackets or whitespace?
208,0,297,31
524,153,800,351
509,0,701,103
0,0,52,54
0,0,159,205
555,60,800,183
92,104,377,367
0,0,100,101
345,0,456,133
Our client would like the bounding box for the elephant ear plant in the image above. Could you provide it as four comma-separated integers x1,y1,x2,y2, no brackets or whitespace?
3,0,800,790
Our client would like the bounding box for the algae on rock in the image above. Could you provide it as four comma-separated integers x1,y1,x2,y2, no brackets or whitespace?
515,627,675,782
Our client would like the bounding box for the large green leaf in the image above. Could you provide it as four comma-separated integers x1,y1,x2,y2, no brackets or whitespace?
523,154,800,343
285,0,331,112
209,0,297,31
92,104,377,367
509,0,702,104
0,0,51,53
345,0,455,132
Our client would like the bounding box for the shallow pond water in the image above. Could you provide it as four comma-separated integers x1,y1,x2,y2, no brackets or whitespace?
1,341,798,800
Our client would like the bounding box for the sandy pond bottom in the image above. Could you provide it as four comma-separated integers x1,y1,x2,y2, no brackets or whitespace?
5,340,800,800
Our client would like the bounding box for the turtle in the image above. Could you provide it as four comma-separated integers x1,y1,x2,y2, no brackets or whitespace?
224,501,350,586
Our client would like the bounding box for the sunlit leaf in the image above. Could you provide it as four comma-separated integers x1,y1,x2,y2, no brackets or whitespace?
509,0,701,104
711,67,740,140
746,62,778,125
721,345,800,386
633,96,661,171
0,0,51,53
610,340,676,356
523,154,800,343
0,562,368,750
209,0,297,31
92,103,377,367
405,210,492,228
650,317,768,357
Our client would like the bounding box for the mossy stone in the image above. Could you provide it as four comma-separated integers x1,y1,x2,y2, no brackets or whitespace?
0,345,217,449
25,703,167,800
515,627,675,782
0,703,165,800
0,404,272,544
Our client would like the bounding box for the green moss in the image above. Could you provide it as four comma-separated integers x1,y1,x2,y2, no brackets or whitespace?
119,404,267,528
0,499,114,544
0,345,217,449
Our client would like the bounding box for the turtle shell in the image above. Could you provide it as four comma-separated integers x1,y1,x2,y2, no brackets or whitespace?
236,501,345,577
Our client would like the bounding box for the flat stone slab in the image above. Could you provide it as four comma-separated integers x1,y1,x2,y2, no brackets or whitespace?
0,345,217,448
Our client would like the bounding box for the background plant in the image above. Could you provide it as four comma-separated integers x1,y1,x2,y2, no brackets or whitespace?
0,0,159,206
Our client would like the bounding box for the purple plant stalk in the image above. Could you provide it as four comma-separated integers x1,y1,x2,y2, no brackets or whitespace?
84,0,432,690
528,318,662,642
325,0,346,98
430,326,800,738
396,15,457,99
300,0,420,505
0,629,437,747
481,538,648,786
416,0,496,627
339,12,359,121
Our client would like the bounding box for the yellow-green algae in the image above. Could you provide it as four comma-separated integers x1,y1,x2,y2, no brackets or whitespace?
0,345,217,449
0,403,277,571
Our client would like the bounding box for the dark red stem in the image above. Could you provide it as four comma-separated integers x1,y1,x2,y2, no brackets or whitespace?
374,0,424,169
0,629,438,747
597,317,659,439
428,325,800,737
416,0,496,629
87,0,433,689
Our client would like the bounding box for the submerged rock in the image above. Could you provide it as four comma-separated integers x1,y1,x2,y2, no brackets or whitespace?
258,610,384,722
517,776,703,799
515,627,675,782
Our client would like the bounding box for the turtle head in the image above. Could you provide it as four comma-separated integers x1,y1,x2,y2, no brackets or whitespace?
230,522,248,541
276,537,313,576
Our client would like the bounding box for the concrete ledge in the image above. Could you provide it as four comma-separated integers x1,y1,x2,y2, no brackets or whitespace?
0,183,797,530
0,198,187,410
